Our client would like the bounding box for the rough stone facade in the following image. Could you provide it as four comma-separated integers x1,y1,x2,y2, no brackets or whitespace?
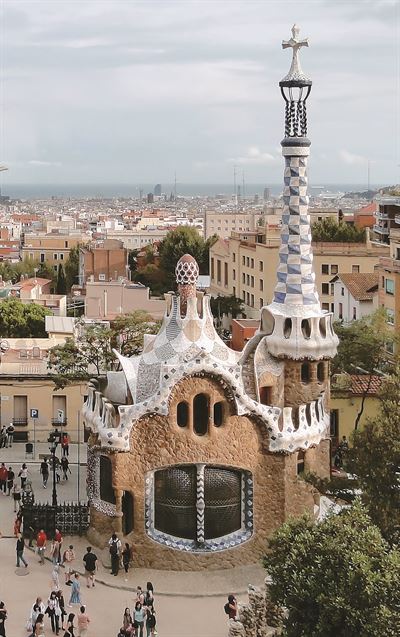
87,374,326,570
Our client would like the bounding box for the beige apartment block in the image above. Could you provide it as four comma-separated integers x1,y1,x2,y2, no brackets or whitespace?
0,338,86,443
85,280,165,320
22,231,89,272
105,229,169,250
210,228,389,318
377,228,400,355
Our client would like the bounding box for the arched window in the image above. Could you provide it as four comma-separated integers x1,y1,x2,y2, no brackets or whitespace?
283,318,292,338
301,362,310,383
99,455,116,504
301,319,311,339
152,464,248,546
317,362,325,383
297,451,305,475
193,394,209,436
213,402,224,427
177,401,189,428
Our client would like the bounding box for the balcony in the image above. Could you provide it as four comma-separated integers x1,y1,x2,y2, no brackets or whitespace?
13,418,28,427
51,418,67,427
373,224,390,235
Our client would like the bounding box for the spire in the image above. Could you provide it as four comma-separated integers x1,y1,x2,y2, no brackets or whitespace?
270,24,319,316
259,26,338,359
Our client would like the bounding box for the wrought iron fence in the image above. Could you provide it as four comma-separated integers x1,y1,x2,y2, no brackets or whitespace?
22,501,90,538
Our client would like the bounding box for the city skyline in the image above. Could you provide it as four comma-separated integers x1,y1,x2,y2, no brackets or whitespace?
0,0,399,185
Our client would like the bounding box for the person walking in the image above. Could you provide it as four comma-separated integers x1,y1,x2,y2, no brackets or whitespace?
0,601,7,637
82,546,98,588
36,528,47,564
0,425,6,448
30,599,46,627
56,591,66,632
47,591,61,635
16,533,28,568
50,538,61,565
12,483,21,512
51,564,61,591
18,463,28,489
146,608,156,637
61,434,70,457
144,582,154,610
135,587,145,605
55,528,63,562
6,423,14,448
63,545,75,585
108,533,121,576
133,602,146,637
69,573,82,607
122,608,134,635
0,464,7,494
65,612,76,636
77,606,90,637
122,542,132,581
40,459,49,488
61,457,71,481
13,512,22,537
6,467,14,497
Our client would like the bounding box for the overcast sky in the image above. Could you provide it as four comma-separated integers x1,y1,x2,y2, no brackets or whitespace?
1,0,399,186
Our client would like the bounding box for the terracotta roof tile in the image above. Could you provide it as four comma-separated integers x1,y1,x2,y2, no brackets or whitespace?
338,272,379,301
349,374,382,395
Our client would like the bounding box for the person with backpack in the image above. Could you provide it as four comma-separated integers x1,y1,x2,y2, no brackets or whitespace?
108,533,121,576
6,423,14,448
224,594,237,620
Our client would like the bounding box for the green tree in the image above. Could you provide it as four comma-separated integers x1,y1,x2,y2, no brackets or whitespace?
48,312,159,387
312,217,365,243
210,295,244,321
263,502,400,637
133,263,169,296
128,249,140,277
65,246,80,291
346,365,400,542
0,298,51,337
56,265,67,295
332,309,394,429
158,227,214,290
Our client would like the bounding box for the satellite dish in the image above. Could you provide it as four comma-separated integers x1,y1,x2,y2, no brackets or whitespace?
0,340,10,354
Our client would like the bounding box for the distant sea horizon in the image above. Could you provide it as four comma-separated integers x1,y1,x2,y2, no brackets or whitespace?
0,182,385,200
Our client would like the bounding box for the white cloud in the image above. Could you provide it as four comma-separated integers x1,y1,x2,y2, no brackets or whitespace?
339,150,368,166
229,147,276,165
28,160,62,167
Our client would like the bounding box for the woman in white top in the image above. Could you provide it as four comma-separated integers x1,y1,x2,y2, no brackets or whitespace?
18,463,29,489
30,598,46,626
47,591,61,634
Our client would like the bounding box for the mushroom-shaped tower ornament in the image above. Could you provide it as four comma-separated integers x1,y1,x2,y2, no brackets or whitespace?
280,24,311,138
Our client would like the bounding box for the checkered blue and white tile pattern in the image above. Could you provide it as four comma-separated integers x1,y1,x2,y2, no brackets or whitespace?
273,155,320,307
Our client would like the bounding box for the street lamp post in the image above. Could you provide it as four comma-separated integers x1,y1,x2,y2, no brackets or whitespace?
48,437,58,507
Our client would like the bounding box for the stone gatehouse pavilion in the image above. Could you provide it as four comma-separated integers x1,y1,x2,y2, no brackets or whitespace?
82,25,338,570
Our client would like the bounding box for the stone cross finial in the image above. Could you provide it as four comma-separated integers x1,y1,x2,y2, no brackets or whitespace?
281,24,310,83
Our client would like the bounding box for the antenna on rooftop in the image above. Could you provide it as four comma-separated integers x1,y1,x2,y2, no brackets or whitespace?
242,169,245,200
233,165,238,212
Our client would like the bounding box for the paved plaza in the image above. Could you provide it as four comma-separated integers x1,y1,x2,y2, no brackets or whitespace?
0,442,264,636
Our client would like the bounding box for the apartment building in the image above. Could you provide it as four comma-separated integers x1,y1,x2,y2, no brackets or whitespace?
0,276,67,316
210,228,388,318
22,231,89,272
377,227,400,355
204,210,265,240
0,338,86,443
373,196,400,244
85,279,165,320
104,228,168,250
79,239,128,286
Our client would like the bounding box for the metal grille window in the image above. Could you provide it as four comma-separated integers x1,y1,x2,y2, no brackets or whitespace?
148,464,253,551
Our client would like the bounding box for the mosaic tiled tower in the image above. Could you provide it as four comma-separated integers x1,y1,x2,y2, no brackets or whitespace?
260,25,338,361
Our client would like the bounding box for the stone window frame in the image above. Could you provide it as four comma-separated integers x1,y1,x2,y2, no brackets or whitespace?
87,446,119,517
144,464,253,553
